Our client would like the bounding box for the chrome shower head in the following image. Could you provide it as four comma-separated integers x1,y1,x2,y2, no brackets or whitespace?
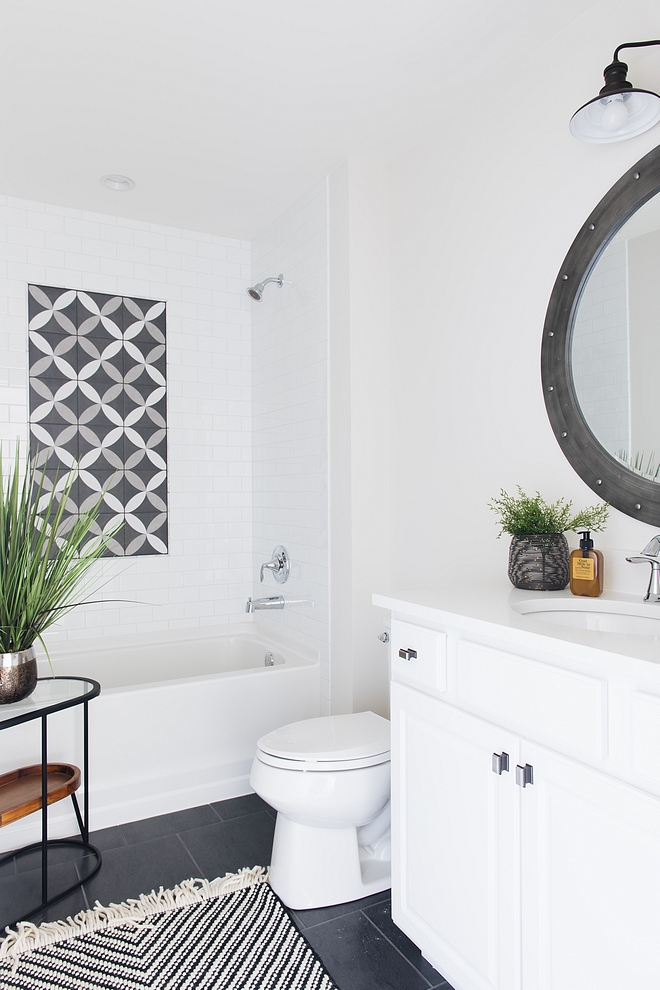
246,273,285,301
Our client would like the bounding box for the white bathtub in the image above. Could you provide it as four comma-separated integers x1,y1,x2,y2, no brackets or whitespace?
0,625,320,853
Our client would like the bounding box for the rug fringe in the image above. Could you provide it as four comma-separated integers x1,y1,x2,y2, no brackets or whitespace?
0,866,268,971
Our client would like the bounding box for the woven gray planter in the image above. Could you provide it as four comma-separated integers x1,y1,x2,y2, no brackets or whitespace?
508,534,569,591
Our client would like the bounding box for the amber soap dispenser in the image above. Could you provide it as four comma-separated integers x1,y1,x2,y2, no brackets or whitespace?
569,530,603,597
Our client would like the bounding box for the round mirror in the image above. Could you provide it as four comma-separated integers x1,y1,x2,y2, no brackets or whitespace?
542,144,660,525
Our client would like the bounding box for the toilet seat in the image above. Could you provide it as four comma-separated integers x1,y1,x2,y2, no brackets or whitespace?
256,711,390,772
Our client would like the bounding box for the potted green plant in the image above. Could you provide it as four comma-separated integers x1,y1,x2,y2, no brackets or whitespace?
0,447,119,704
489,488,608,591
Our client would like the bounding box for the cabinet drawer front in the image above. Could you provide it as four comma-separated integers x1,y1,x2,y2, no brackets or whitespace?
391,620,447,692
456,640,606,758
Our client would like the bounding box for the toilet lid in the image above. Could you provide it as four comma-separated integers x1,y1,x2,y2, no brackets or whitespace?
256,711,390,771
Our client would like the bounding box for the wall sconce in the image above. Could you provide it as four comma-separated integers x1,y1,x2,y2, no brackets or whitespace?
570,40,660,143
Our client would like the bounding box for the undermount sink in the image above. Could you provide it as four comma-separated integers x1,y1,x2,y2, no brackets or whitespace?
511,596,660,636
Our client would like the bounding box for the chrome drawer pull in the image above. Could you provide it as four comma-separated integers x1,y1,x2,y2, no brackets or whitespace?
398,648,417,661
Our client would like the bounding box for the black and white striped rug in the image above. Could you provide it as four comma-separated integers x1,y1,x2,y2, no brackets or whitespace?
0,869,338,990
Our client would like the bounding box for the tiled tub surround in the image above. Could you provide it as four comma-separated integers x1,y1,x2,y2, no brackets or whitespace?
28,284,168,556
251,180,330,713
0,195,252,641
0,625,320,855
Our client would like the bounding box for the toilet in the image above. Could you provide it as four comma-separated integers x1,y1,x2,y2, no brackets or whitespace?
250,711,391,910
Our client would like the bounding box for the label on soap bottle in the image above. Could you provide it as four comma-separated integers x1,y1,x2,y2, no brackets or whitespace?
572,556,595,580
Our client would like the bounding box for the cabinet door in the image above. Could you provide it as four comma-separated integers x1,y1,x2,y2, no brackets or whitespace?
391,682,520,990
521,741,660,990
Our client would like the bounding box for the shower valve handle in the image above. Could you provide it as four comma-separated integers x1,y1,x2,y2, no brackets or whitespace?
259,546,290,584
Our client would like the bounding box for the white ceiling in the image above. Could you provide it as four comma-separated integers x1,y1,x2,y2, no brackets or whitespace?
0,0,598,239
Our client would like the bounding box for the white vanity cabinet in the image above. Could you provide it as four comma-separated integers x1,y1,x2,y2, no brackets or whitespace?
520,742,660,990
392,682,520,990
384,601,660,990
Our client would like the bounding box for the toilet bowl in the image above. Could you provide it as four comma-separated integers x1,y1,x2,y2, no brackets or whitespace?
250,711,391,910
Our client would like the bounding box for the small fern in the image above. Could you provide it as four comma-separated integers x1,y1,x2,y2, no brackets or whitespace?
489,487,608,538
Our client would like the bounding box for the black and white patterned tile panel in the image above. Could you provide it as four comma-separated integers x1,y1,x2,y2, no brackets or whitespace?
28,284,167,556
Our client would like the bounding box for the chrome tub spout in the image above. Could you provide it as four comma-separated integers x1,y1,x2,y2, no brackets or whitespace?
245,596,285,613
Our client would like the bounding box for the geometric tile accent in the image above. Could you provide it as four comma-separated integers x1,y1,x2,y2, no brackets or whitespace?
28,284,167,556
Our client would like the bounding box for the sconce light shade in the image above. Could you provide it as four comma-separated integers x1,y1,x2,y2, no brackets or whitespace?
570,44,660,143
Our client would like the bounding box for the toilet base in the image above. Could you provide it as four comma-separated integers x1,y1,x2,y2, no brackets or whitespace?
268,812,391,910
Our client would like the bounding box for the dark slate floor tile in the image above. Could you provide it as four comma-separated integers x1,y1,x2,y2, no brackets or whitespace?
0,861,83,931
82,833,198,907
292,889,391,930
13,840,88,875
0,853,16,879
211,793,276,821
302,909,432,990
87,825,127,852
119,804,219,844
179,812,275,879
30,882,88,926
363,899,450,987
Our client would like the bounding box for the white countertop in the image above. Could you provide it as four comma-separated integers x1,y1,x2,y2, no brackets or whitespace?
373,581,660,678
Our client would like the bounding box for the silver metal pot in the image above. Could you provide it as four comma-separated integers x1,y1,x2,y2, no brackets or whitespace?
0,646,38,704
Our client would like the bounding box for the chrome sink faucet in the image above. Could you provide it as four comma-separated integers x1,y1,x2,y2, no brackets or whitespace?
626,535,660,602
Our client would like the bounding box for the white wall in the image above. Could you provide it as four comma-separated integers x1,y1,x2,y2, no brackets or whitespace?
0,196,253,647
250,181,330,712
384,0,660,598
329,160,391,717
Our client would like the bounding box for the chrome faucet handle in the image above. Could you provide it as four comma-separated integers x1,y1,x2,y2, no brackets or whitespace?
259,546,290,584
640,535,660,558
626,555,660,602
259,559,279,581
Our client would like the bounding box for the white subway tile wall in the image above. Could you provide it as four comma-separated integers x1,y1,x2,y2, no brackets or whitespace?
250,181,330,712
0,195,253,643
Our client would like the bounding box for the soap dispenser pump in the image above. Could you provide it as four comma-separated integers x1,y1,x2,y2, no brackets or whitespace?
569,530,604,597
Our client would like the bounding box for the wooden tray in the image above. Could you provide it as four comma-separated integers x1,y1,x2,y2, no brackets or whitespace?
0,764,81,828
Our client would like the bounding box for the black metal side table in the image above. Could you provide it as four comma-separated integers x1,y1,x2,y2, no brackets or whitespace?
0,677,102,929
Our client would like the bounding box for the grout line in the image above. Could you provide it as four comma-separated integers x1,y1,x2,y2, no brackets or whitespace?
175,831,205,877
208,802,225,822
114,825,129,847
295,892,391,931
73,857,91,911
360,911,440,989
293,906,364,931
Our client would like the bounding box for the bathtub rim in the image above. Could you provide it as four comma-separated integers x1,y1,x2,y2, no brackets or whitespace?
35,621,320,695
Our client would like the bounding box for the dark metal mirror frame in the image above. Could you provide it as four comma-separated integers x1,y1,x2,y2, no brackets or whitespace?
542,143,660,526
